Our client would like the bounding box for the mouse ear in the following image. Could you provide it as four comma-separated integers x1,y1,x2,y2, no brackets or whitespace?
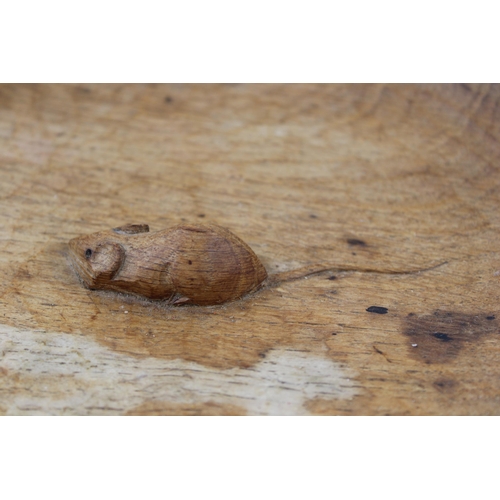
113,223,149,234
89,242,125,285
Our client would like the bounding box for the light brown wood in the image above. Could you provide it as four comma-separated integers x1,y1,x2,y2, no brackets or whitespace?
0,83,499,415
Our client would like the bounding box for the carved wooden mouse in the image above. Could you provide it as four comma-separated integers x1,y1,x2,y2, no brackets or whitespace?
68,223,268,305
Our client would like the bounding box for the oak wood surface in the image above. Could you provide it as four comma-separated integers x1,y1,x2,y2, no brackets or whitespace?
0,83,499,415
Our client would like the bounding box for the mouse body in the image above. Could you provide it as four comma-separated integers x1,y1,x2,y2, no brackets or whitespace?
68,223,268,305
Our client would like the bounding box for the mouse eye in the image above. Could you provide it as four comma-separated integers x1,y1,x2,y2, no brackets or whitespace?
85,248,93,259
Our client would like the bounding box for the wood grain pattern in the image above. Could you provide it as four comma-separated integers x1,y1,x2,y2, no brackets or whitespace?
0,84,499,415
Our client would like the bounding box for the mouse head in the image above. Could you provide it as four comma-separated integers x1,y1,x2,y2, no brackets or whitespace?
68,230,126,289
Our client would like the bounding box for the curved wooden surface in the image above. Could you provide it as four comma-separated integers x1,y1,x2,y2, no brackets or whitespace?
0,83,499,415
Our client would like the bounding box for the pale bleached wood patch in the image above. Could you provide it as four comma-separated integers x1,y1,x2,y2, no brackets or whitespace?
0,324,357,416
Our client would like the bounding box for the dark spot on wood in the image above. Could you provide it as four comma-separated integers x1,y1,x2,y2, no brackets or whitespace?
459,83,473,92
352,252,356,255
76,86,91,93
331,332,337,336
188,260,192,265
486,315,495,320
198,214,205,218
407,312,415,317
309,214,317,218
367,306,388,314
258,352,266,358
433,332,452,342
165,96,173,103
85,248,92,259
433,378,457,392
402,311,499,364
327,275,336,280
347,239,366,246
